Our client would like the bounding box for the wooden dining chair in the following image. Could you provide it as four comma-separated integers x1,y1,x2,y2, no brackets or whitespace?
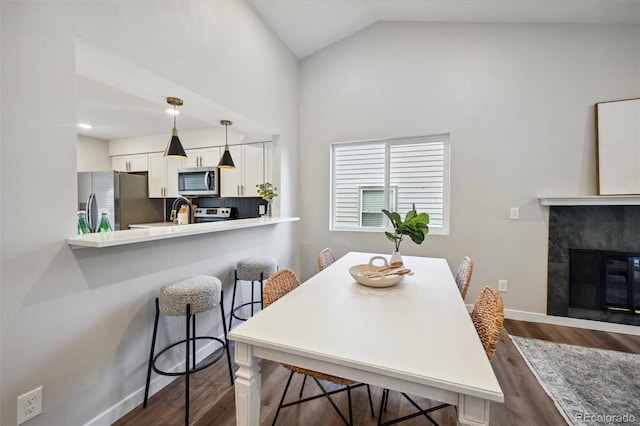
317,247,337,271
377,285,504,426
454,256,473,300
263,268,375,426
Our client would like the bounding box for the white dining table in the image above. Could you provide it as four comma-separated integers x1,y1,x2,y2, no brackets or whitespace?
227,251,504,425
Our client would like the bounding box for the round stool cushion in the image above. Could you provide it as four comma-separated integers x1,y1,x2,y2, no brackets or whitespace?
159,275,222,316
236,256,277,281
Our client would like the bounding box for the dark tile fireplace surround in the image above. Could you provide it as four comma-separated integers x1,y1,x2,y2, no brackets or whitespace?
548,205,640,326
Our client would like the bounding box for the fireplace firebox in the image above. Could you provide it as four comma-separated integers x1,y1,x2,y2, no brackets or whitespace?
570,249,640,315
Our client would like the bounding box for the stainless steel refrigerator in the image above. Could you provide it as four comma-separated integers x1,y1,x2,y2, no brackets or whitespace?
78,171,163,231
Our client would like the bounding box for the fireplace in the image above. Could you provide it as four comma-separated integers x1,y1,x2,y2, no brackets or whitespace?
569,249,640,314
547,205,640,326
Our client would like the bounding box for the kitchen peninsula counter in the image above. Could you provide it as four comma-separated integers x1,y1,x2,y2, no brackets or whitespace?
67,217,300,248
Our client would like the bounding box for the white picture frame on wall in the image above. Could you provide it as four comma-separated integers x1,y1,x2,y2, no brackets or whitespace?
596,98,640,195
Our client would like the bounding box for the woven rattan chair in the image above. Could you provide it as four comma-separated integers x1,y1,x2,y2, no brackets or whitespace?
377,285,504,426
471,285,504,360
264,269,374,426
317,248,337,271
454,256,473,300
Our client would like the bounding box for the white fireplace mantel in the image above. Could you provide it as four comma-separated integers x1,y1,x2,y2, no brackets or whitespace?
538,195,640,206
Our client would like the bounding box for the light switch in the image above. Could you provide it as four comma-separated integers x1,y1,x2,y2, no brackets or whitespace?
509,207,520,220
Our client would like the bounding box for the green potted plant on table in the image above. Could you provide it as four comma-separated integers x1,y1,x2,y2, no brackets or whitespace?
256,182,278,217
381,203,429,264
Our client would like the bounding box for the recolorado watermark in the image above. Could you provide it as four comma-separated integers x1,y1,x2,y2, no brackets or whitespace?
574,412,637,424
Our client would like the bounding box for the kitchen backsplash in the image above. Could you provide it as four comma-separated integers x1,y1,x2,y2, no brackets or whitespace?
164,196,265,220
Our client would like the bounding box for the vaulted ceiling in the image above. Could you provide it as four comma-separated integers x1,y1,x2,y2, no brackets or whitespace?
246,0,640,58
77,0,640,141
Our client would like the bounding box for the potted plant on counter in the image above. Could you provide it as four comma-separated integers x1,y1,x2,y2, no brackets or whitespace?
256,182,278,217
382,203,429,264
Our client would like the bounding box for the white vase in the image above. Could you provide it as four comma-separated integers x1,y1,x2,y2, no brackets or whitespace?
390,250,403,265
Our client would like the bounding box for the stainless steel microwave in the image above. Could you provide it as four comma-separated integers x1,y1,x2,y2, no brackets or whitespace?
177,167,218,196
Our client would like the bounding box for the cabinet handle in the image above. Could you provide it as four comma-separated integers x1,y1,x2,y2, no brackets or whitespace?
241,184,244,195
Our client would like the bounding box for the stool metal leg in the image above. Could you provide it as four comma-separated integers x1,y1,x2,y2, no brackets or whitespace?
229,270,239,331
219,290,234,385
251,280,255,316
143,298,160,408
260,272,265,310
185,303,191,426
191,314,197,372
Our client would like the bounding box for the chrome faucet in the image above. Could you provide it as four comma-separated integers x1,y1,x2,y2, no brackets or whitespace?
170,196,193,224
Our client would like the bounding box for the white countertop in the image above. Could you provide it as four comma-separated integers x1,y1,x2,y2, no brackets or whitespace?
129,221,181,228
67,217,300,248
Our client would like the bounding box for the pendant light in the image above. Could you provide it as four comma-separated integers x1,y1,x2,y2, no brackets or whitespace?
164,97,187,158
218,120,235,169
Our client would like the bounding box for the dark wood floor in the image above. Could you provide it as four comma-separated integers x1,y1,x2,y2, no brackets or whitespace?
114,319,640,425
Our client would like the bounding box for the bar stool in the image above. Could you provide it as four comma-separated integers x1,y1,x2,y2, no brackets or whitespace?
143,275,234,425
228,256,277,331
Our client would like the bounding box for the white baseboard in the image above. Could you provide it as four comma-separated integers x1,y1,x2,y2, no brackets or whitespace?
83,340,223,426
465,304,640,336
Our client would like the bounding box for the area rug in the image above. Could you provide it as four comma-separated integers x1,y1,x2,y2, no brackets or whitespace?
510,336,640,426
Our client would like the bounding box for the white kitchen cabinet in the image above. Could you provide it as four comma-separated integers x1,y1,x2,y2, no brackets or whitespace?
183,147,221,168
112,154,148,172
220,144,267,197
243,144,264,195
148,152,182,198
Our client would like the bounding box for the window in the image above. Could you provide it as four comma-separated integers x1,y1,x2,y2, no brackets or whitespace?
331,134,450,235
359,186,397,227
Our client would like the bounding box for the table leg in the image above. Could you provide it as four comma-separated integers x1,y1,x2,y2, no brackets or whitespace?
458,394,491,426
233,341,262,426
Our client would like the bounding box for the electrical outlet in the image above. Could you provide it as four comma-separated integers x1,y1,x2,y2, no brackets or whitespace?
17,386,42,425
498,280,508,292
509,207,520,220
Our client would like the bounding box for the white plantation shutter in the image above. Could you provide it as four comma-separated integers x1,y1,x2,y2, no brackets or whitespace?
331,134,450,234
333,143,385,226
390,142,445,228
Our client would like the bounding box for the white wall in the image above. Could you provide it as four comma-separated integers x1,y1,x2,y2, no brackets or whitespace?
77,135,111,172
0,1,299,425
299,22,640,312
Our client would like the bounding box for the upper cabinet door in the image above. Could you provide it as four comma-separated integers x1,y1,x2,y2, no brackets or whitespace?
148,152,182,198
147,152,167,198
200,147,221,167
183,147,221,168
128,154,148,172
165,157,183,198
219,144,266,197
182,149,200,168
112,154,148,172
243,144,264,196
112,155,130,172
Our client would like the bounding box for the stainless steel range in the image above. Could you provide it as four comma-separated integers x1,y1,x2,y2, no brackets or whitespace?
193,207,236,223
